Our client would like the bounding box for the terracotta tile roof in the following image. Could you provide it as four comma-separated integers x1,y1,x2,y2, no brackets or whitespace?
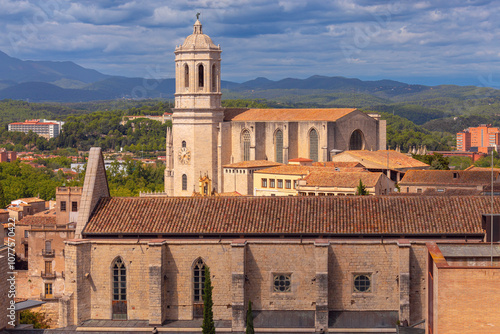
17,209,56,225
313,161,364,168
399,170,500,186
254,165,338,176
331,150,429,170
223,160,284,168
224,108,357,122
16,197,45,204
289,158,313,162
464,166,500,172
301,171,383,188
83,196,493,236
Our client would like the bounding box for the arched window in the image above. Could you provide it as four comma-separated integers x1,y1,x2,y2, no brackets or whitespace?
112,257,127,320
349,129,365,150
184,64,189,88
193,258,206,318
309,129,318,162
211,64,217,91
275,129,283,163
182,140,186,148
182,174,187,191
198,64,204,88
242,130,250,161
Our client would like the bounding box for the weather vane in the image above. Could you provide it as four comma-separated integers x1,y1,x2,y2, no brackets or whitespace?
196,12,200,20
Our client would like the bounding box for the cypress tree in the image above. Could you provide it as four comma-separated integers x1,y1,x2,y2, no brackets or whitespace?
356,179,369,195
201,266,215,334
246,300,254,334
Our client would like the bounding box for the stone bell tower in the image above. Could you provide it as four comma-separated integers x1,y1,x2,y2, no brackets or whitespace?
165,17,223,196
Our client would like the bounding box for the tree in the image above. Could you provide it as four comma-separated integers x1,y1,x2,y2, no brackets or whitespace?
356,179,369,195
202,266,215,334
20,310,51,329
246,300,255,334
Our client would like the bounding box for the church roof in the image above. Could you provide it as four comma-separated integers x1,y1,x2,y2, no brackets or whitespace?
82,196,492,237
224,108,357,122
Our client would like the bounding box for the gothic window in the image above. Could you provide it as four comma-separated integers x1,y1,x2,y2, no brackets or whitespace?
275,129,283,163
309,129,318,162
198,64,204,88
193,258,206,302
112,257,127,320
182,174,187,191
182,140,187,148
242,130,251,161
349,129,365,150
184,64,189,88
212,64,217,91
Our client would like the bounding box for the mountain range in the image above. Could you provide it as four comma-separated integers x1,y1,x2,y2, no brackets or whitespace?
0,50,499,117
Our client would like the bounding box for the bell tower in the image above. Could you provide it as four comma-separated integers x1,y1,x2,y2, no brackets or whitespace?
166,17,224,196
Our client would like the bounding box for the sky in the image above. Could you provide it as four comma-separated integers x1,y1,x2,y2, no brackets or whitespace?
1,0,500,87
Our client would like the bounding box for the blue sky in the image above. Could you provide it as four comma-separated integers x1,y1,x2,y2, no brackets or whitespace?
1,0,500,87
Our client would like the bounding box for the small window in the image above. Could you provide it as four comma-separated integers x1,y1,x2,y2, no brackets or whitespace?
353,274,371,293
182,141,187,148
45,241,52,252
294,181,298,189
273,274,291,292
45,261,52,274
285,180,291,189
453,172,459,179
182,174,187,191
71,201,78,212
417,188,422,193
60,201,66,212
277,179,283,189
437,188,445,193
24,230,29,238
45,283,53,298
262,178,268,188
270,179,276,188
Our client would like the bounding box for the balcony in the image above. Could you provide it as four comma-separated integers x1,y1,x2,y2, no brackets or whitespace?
41,271,56,279
42,249,55,257
39,293,61,300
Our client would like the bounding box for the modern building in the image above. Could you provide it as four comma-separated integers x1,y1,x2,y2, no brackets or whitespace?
457,124,500,153
164,19,387,197
8,119,64,139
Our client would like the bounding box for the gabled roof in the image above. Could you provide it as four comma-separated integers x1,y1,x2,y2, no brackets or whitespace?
224,108,357,122
330,150,429,170
399,170,500,186
301,171,384,188
82,196,494,237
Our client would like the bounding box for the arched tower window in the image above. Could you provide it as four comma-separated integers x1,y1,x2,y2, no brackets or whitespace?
349,130,365,150
198,64,204,88
309,129,318,162
211,64,217,91
112,257,127,320
242,130,250,161
193,258,206,318
182,140,186,148
182,174,187,191
184,64,189,88
275,129,283,163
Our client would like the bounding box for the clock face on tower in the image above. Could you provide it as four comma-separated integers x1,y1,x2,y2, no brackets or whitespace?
178,147,191,165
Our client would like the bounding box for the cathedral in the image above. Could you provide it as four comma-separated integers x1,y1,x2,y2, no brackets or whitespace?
165,19,386,196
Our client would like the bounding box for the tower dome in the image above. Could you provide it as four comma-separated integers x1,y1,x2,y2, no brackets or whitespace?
180,19,219,50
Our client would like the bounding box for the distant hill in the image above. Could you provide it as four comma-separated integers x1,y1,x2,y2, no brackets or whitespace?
0,51,109,86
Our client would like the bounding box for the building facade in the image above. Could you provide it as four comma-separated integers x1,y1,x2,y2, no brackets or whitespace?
457,124,500,153
8,119,64,139
165,20,387,196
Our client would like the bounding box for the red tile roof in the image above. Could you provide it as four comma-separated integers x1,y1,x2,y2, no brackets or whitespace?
313,161,364,168
302,171,383,188
83,196,493,236
17,209,56,226
399,170,500,186
224,108,357,122
331,150,429,170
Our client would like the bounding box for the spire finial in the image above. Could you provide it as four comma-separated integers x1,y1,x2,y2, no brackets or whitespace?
196,12,200,20
193,13,202,34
